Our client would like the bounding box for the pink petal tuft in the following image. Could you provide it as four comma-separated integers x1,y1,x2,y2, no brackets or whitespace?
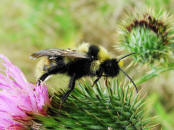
0,54,50,129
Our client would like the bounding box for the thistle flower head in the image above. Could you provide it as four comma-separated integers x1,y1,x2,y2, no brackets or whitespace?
34,80,153,129
118,8,174,65
0,54,50,129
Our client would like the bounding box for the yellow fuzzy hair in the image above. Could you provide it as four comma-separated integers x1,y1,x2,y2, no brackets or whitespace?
35,57,50,80
77,42,90,53
90,60,100,73
78,42,110,62
97,46,110,62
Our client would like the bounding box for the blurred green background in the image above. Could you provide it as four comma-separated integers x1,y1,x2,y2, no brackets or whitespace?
0,0,174,129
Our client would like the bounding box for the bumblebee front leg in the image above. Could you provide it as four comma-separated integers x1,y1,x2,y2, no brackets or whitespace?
92,67,103,87
61,74,76,104
92,76,101,87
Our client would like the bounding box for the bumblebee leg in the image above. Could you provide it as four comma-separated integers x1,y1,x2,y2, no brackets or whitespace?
92,67,103,87
38,72,50,85
38,65,64,85
61,74,76,104
92,76,101,87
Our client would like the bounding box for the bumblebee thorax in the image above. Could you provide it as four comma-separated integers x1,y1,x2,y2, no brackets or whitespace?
90,60,100,74
97,46,110,62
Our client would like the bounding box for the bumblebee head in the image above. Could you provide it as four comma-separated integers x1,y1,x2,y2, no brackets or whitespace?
98,53,138,93
101,59,120,77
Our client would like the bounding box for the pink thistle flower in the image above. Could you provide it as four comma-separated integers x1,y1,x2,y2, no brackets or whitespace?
0,54,50,129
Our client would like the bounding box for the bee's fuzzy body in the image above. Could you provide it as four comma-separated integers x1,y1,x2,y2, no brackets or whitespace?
32,43,129,103
36,43,120,80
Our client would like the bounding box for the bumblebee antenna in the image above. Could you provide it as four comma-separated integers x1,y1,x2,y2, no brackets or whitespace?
118,53,136,62
119,68,138,93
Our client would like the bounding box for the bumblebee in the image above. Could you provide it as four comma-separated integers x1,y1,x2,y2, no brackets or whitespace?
31,43,138,103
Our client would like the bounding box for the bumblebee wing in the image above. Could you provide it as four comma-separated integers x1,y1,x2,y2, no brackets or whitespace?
31,48,89,59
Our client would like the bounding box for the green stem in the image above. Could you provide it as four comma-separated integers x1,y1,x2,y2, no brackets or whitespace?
135,67,174,86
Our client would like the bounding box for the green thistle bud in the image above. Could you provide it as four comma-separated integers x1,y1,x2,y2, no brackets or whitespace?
33,80,153,129
118,8,174,65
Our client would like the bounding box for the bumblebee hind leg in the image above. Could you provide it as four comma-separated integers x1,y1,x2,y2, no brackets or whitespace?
38,72,50,85
37,65,64,85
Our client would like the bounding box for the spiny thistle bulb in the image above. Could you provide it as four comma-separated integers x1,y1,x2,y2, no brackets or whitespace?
0,54,50,129
118,9,174,65
34,81,153,129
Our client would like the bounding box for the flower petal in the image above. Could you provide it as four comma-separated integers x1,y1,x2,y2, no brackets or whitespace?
0,54,50,128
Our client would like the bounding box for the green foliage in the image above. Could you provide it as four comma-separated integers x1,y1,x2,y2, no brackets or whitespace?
23,0,78,48
135,66,174,86
0,0,78,49
146,94,174,130
33,80,152,130
145,0,170,11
